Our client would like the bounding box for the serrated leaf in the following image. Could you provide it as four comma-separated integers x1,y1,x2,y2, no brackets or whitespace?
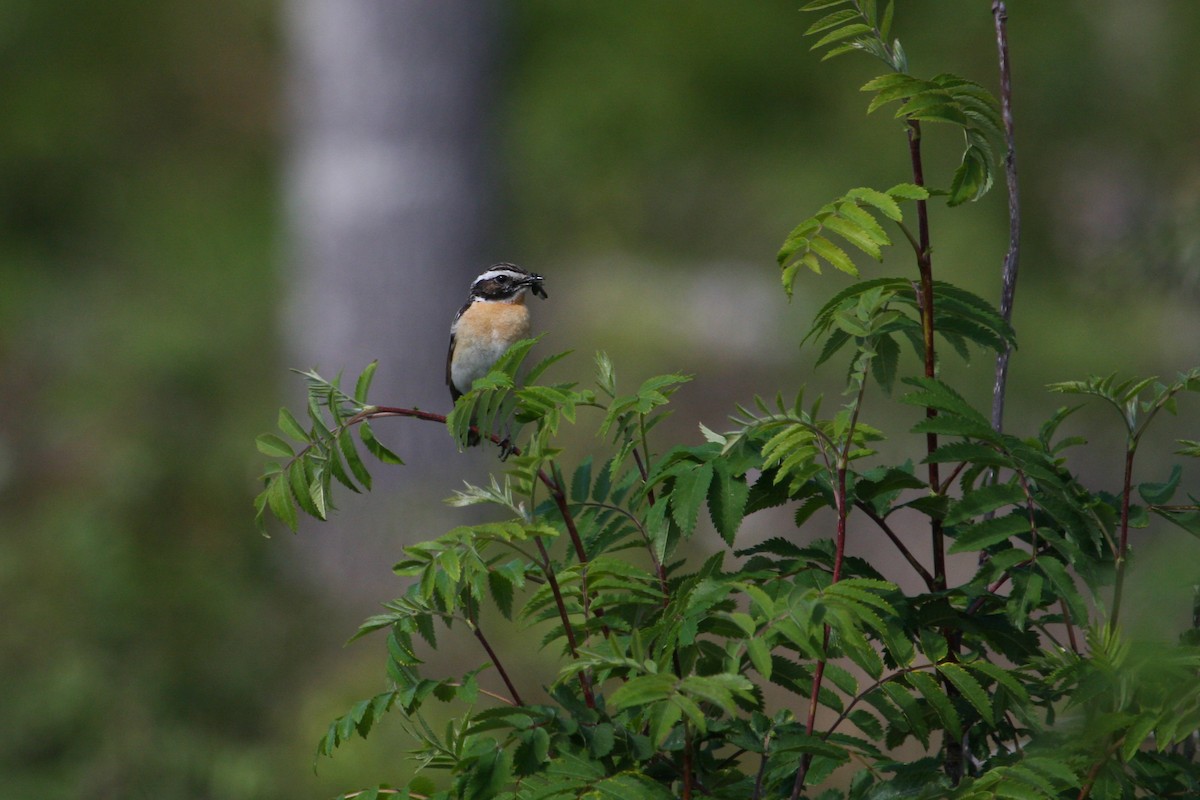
354,361,378,404
670,461,713,537
907,671,961,739
887,182,931,201
945,483,1026,526
936,662,994,725
746,637,773,680
823,214,883,260
608,673,677,711
846,186,902,221
1138,464,1182,505
805,8,860,35
881,681,929,747
949,512,1030,553
870,333,900,394
810,22,874,51
1119,713,1160,762
257,433,294,458
361,421,404,465
338,428,372,490
277,407,310,443
571,457,593,503
801,0,852,10
810,235,859,276
487,570,515,619
708,460,749,545
266,474,298,532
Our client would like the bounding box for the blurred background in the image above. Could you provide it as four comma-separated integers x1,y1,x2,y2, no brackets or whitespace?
2,1,1199,797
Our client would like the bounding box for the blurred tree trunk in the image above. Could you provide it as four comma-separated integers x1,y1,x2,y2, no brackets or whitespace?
283,0,500,601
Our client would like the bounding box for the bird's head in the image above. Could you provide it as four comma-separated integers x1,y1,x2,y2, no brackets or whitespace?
470,263,548,302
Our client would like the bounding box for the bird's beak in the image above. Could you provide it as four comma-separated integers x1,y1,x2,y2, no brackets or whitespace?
526,274,548,299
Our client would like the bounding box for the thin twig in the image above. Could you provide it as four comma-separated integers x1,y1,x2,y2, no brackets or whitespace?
1076,736,1127,800
989,0,1022,436
468,614,524,706
856,502,936,589
533,537,596,709
1111,447,1136,628
791,361,869,800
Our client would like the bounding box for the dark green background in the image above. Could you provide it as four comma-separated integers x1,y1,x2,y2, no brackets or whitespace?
2,2,1198,796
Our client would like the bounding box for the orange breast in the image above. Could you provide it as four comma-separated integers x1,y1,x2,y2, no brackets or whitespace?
450,301,532,392
455,301,531,344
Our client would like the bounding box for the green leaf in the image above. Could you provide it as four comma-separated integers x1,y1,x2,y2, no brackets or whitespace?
607,673,677,711
746,637,773,680
256,433,294,458
338,428,372,490
880,681,929,747
809,235,859,276
948,144,992,205
945,483,1026,526
361,421,404,465
354,361,378,404
708,460,749,546
846,186,903,222
823,214,883,260
266,474,298,532
1138,464,1182,505
277,407,310,442
571,457,593,504
907,671,961,740
887,182,931,201
1119,713,1160,762
870,333,901,393
801,0,851,10
670,462,714,537
805,8,859,35
960,662,1027,710
513,727,551,776
936,662,994,725
949,512,1031,553
587,773,676,800
810,22,874,51
487,571,515,620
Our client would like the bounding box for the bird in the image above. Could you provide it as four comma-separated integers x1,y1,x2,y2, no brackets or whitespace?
447,263,548,404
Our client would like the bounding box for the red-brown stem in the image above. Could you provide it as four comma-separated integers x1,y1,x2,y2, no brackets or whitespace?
631,447,671,602
539,467,588,563
905,121,946,592
1110,447,1136,628
1076,736,1126,800
682,726,694,800
908,115,966,785
856,502,936,590
470,617,524,706
790,655,828,800
534,537,595,709
369,405,597,705
792,393,860,799
1059,598,1080,654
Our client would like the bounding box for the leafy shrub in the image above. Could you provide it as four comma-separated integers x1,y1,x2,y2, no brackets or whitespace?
257,3,1200,798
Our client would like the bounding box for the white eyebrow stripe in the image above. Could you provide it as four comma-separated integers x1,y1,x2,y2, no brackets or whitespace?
475,268,524,283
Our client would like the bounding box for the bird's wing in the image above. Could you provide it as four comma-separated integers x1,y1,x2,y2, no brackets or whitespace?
447,299,472,401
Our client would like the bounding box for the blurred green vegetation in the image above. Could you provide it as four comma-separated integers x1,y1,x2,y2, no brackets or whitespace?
2,0,1198,796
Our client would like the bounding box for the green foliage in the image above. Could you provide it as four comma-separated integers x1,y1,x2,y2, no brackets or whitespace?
802,0,1003,207
255,5,1200,799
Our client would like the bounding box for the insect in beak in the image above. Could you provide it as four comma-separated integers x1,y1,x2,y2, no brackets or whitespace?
527,275,548,299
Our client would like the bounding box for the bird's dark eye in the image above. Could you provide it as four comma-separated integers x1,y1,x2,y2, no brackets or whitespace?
495,274,510,284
